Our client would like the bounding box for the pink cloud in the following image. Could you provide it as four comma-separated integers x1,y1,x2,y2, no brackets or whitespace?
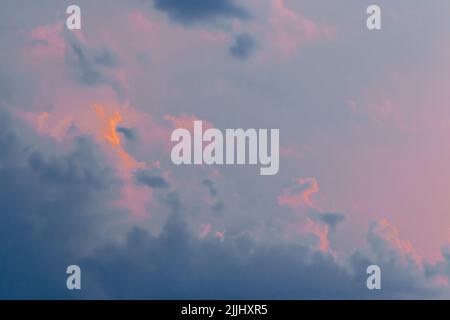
30,23,66,57
16,101,171,220
277,177,334,253
431,275,449,288
216,230,226,241
199,223,212,239
371,218,423,267
263,0,335,60
282,217,331,253
303,218,330,252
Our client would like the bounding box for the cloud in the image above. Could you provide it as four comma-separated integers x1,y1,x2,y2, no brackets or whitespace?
67,41,103,85
152,0,250,25
348,219,442,298
0,109,446,298
116,126,136,141
28,139,112,189
64,32,124,99
365,219,422,267
164,113,214,131
229,33,256,60
81,214,354,299
278,177,319,208
258,0,334,60
202,179,218,196
202,179,224,214
135,169,170,189
79,212,446,299
0,108,126,298
2,0,450,300
93,49,119,68
311,212,346,232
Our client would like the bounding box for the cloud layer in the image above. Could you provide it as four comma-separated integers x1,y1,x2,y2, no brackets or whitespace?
1,0,450,299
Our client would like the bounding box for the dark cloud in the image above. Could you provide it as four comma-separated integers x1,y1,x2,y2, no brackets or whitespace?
152,0,249,25
0,108,124,299
28,138,113,190
229,33,256,60
347,221,441,299
67,42,102,86
0,114,442,298
135,169,170,189
64,33,124,99
79,211,441,299
116,126,136,141
1,0,449,300
82,206,359,299
93,49,119,68
311,212,346,231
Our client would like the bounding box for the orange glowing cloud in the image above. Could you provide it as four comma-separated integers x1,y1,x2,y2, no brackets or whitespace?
278,177,319,209
303,218,330,252
92,104,122,146
91,104,144,170
16,102,154,219
278,177,334,253
283,217,331,253
90,104,154,219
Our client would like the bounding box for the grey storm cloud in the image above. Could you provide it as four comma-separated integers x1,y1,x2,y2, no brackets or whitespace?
0,109,444,298
78,209,441,299
28,142,112,189
152,0,250,25
79,185,361,299
0,108,125,299
229,33,256,60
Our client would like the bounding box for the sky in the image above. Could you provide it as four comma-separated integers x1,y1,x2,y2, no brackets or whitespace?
1,0,450,299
